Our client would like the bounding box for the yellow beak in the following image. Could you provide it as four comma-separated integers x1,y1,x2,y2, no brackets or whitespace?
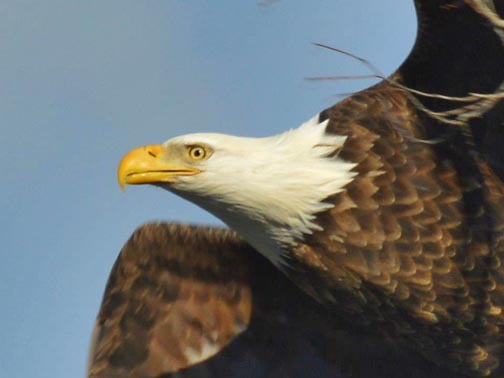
117,144,199,190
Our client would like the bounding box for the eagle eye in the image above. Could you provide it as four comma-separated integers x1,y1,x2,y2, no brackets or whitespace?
188,145,207,161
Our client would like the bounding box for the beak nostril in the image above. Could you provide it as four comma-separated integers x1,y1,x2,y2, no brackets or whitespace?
142,144,163,159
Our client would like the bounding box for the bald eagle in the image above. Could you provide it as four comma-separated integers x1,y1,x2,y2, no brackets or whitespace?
88,1,504,378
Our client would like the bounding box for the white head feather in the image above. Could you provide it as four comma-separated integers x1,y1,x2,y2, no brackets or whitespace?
165,115,357,268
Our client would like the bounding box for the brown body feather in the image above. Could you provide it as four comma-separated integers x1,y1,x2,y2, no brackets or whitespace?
286,85,504,376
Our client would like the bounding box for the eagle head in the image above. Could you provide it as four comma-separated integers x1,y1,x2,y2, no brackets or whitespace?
117,115,356,266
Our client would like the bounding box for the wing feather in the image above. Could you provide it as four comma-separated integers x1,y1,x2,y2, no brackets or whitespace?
88,224,253,377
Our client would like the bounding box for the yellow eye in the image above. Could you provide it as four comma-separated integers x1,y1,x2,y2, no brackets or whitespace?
188,145,207,160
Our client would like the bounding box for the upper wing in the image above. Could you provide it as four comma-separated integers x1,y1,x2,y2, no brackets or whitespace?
399,0,504,177
88,223,462,378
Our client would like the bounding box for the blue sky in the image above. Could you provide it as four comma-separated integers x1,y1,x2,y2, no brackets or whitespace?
0,1,416,377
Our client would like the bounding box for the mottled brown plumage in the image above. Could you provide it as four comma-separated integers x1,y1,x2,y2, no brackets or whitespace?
88,224,254,377
281,1,504,375
289,85,504,376
88,223,466,378
89,1,504,377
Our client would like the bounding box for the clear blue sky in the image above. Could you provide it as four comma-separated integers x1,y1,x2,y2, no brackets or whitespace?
0,1,416,377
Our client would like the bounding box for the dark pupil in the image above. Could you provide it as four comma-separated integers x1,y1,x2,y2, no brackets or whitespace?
194,148,202,157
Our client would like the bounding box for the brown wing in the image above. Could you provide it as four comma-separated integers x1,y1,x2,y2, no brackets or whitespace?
87,224,250,377
282,1,504,377
87,223,465,378
400,0,504,179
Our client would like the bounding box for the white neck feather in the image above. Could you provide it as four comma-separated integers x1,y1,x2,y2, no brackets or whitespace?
171,115,357,268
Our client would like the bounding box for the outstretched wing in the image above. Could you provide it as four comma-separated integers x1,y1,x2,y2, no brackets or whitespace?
399,0,504,177
87,224,251,377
